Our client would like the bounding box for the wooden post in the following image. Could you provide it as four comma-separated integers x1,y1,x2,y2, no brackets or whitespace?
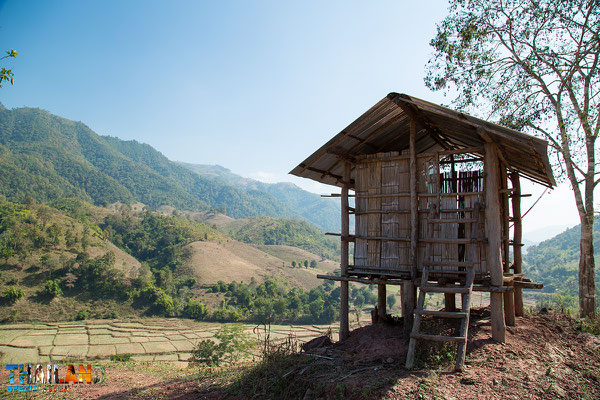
403,118,418,337
510,172,524,316
340,161,351,341
409,119,419,279
445,292,456,312
377,283,387,320
501,167,510,273
500,167,515,326
504,286,516,326
484,143,506,342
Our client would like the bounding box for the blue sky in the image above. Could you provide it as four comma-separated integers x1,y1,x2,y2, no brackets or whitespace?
0,0,581,234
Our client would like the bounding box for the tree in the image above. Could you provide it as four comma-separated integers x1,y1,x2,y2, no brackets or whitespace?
0,48,18,87
427,0,599,317
310,259,317,268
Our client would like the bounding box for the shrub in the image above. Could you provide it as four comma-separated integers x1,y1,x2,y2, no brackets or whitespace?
3,286,25,303
75,308,90,320
153,290,175,316
189,324,254,366
40,279,63,298
183,299,208,320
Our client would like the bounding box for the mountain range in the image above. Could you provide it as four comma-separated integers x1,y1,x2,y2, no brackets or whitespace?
0,105,339,231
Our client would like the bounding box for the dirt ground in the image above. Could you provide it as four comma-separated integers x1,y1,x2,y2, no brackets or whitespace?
1,310,598,399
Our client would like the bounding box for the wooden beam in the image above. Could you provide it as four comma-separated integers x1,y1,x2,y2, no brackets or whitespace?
484,142,506,342
339,161,351,341
510,172,524,316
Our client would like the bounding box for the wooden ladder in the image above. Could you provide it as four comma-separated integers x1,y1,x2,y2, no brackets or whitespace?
405,202,481,371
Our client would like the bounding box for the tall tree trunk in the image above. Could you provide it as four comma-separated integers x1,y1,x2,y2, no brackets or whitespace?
579,218,596,317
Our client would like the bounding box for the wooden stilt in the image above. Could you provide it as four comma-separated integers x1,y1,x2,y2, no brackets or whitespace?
339,161,351,341
445,293,457,312
403,280,415,338
404,118,419,337
484,143,506,343
510,172,524,316
504,286,516,326
378,283,387,320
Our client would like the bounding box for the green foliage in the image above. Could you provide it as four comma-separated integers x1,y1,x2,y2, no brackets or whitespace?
0,48,18,88
190,324,254,366
524,223,600,297
203,279,373,324
110,353,132,362
74,252,126,298
180,162,341,232
182,299,208,320
2,285,24,303
227,217,340,261
39,279,63,298
101,212,221,273
0,106,309,221
74,308,90,320
134,282,175,316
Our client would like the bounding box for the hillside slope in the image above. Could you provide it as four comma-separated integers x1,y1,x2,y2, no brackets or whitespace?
183,240,337,289
524,223,600,294
178,162,340,231
0,106,296,220
214,216,340,261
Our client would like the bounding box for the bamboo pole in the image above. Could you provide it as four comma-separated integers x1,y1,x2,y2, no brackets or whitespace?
500,168,515,326
340,161,351,341
377,283,387,321
484,143,506,342
403,118,418,338
510,172,524,316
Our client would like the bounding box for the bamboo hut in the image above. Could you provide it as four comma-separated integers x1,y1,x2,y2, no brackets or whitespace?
290,93,555,370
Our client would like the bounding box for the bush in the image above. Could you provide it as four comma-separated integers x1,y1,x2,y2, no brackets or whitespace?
40,279,63,298
189,324,254,366
3,286,25,303
75,308,90,320
153,290,175,316
183,299,208,320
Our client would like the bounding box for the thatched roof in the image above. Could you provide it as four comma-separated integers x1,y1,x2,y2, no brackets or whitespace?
290,93,555,188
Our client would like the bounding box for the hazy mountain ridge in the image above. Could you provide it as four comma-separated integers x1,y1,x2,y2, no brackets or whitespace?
178,162,340,232
0,106,301,220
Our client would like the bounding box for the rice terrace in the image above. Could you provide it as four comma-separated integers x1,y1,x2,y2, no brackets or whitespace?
1,0,599,399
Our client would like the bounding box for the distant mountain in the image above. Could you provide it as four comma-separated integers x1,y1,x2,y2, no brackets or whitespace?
523,224,572,244
524,223,599,294
178,163,340,232
0,106,297,220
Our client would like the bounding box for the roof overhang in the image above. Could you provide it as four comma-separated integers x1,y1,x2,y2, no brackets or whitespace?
290,93,556,189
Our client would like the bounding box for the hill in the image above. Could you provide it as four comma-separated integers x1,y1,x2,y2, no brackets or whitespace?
0,106,297,220
215,216,340,261
524,223,600,296
183,241,337,288
178,163,340,232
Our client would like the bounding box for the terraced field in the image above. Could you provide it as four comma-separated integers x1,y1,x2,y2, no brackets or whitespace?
0,319,338,365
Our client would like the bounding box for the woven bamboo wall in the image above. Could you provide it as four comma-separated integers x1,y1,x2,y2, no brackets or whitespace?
353,151,486,275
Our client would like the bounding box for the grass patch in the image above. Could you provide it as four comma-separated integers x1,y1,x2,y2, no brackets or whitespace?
110,353,133,362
